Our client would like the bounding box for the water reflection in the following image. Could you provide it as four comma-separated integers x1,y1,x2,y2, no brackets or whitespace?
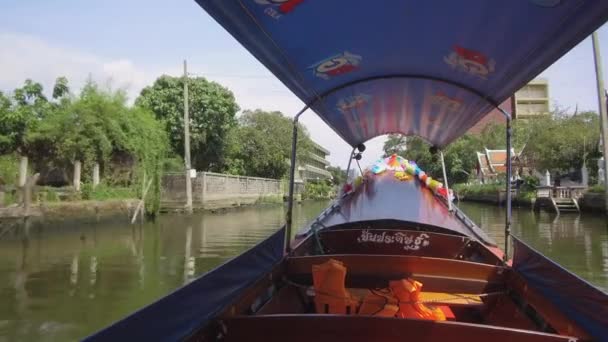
458,202,608,291
0,202,328,341
0,201,605,341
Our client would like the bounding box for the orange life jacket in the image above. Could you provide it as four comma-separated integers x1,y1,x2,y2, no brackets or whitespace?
312,259,359,314
389,278,446,321
311,260,446,320
358,289,399,317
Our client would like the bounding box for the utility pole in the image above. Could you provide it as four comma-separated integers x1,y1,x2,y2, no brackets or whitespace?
184,60,193,214
592,32,608,214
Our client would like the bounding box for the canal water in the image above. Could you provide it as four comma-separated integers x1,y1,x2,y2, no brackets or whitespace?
0,201,606,341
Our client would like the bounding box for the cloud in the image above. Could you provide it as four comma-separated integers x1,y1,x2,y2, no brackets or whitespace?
0,31,365,167
0,31,164,101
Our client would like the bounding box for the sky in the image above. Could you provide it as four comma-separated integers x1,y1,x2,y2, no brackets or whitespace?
1,0,608,168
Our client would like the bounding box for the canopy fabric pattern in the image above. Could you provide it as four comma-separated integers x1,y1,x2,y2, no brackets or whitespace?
195,0,608,147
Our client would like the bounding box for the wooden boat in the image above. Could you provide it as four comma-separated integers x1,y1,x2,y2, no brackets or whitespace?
86,1,608,341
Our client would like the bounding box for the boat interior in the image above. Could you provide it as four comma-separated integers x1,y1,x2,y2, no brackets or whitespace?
188,173,588,342
191,224,587,342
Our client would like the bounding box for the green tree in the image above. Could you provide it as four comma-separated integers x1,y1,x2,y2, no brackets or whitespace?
136,75,240,172
0,79,51,155
383,135,482,185
26,80,168,213
382,108,603,185
382,134,407,157
0,91,13,153
227,109,312,179
442,135,482,184
522,111,600,174
327,165,346,185
27,81,121,173
52,76,70,100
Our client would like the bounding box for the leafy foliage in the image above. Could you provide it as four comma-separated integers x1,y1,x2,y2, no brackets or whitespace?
523,111,600,173
226,109,312,179
81,183,136,201
327,165,346,185
384,109,603,186
0,154,20,186
0,77,168,214
384,135,480,185
302,180,334,200
382,134,407,156
136,75,240,172
588,184,605,193
0,79,52,155
452,183,503,197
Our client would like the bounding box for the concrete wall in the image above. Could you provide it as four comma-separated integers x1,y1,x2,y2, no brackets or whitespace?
161,172,285,210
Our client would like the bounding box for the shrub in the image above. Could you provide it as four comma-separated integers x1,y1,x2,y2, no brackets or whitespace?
46,189,59,202
0,154,21,186
588,184,605,193
80,183,136,201
453,183,502,197
520,176,539,192
302,180,334,200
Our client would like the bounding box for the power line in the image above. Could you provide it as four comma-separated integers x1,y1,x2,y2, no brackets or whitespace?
185,71,295,96
187,72,276,80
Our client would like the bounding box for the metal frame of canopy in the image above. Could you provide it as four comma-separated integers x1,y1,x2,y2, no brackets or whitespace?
284,77,514,262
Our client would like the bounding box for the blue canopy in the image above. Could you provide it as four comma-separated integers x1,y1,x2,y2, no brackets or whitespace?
195,0,608,147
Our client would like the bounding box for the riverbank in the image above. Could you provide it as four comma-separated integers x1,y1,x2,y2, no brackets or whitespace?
578,192,606,213
0,195,295,228
456,192,535,208
456,187,605,213
0,199,140,228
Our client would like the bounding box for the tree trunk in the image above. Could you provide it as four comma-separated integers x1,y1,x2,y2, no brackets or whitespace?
73,161,81,191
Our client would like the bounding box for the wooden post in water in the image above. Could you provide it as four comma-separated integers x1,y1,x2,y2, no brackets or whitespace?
131,176,153,224
591,31,608,214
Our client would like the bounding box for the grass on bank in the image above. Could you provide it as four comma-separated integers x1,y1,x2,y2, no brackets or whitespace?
453,183,503,197
81,183,136,201
588,184,605,193
453,182,535,202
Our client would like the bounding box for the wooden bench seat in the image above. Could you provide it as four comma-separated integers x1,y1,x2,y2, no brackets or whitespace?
287,254,507,293
348,288,483,307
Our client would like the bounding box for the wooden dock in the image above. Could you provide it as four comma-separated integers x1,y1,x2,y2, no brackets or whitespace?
534,186,584,214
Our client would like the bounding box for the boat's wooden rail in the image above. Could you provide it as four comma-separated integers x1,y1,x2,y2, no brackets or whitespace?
286,254,507,293
219,315,576,342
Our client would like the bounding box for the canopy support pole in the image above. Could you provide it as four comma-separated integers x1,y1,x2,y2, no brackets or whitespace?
439,151,452,212
285,106,309,254
497,108,513,262
343,147,356,186
591,31,608,215
505,118,513,261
